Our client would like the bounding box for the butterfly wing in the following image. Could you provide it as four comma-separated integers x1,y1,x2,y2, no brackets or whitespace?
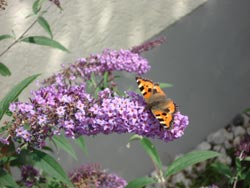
151,109,173,128
136,77,155,103
151,100,176,128
136,76,177,129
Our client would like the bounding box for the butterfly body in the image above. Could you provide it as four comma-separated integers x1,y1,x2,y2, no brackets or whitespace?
136,77,177,129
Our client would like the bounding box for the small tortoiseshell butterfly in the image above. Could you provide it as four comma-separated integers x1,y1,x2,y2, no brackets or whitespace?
136,76,177,129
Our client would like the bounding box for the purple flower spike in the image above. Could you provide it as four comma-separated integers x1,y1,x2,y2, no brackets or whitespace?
69,163,127,188
19,165,40,187
235,134,250,159
43,48,151,86
4,44,188,147
8,83,188,147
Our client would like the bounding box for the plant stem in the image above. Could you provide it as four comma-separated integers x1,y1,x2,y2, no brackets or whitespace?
233,177,238,188
152,160,165,188
0,19,37,57
0,3,51,58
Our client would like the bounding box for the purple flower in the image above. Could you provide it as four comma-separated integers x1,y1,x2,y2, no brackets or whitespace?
235,134,250,159
19,165,40,187
0,136,9,145
38,115,47,125
15,127,31,142
49,0,61,9
7,84,188,148
209,185,219,188
4,43,189,148
131,36,167,54
69,163,127,188
42,48,150,86
9,103,16,112
56,106,65,116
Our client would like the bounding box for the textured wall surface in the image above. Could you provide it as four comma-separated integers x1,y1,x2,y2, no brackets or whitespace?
0,0,206,99
0,0,209,181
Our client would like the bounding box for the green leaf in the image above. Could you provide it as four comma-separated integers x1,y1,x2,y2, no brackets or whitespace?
140,138,162,169
103,71,109,88
165,150,221,177
52,135,77,160
0,74,40,120
25,13,35,19
75,136,88,155
0,169,19,187
235,157,241,170
243,156,250,161
211,162,233,179
0,124,10,133
0,34,13,41
31,149,73,186
128,134,143,142
21,36,69,52
128,135,162,170
33,0,41,14
0,63,11,76
159,82,173,88
243,108,250,113
245,169,250,183
37,16,53,38
90,73,97,87
125,177,156,188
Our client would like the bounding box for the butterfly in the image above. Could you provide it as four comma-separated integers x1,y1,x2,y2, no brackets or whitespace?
136,76,177,129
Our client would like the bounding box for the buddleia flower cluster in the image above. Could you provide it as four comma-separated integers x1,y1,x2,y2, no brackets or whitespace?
1,40,189,150
17,165,45,187
69,163,127,188
235,134,250,160
43,48,151,86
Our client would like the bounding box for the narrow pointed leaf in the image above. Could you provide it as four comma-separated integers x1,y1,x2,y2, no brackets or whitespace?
245,170,250,183
128,135,162,170
125,177,156,188
244,156,250,161
103,71,109,88
140,138,162,169
0,74,40,120
25,13,35,19
211,162,233,178
0,62,11,76
75,136,88,155
21,36,69,52
165,150,220,177
159,82,173,88
31,149,72,186
52,135,77,160
90,73,97,87
244,108,250,112
32,0,41,14
0,169,19,187
128,134,142,142
37,16,53,38
0,34,13,41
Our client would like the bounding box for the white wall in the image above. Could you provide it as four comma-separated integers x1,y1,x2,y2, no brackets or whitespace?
0,0,206,99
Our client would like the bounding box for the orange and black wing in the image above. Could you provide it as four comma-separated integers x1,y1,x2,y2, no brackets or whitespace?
151,100,176,129
136,76,155,101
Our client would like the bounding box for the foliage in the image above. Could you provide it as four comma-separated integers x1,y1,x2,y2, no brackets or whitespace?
190,133,250,188
0,0,68,75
